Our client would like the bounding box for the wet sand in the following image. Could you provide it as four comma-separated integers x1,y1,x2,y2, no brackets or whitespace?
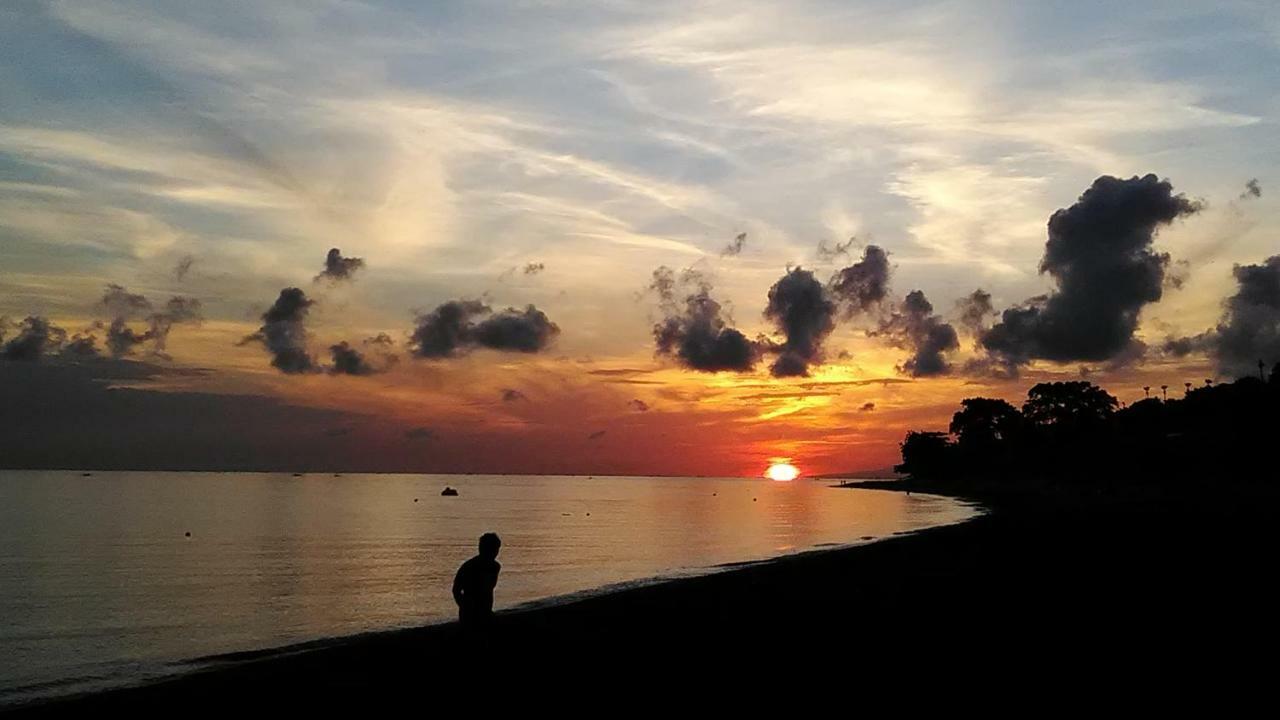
8,480,1278,713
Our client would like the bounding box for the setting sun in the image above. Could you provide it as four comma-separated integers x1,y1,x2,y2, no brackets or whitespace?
765,462,799,482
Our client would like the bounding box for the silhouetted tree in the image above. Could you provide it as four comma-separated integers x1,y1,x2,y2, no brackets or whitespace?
1022,381,1118,428
949,398,1023,448
895,431,954,479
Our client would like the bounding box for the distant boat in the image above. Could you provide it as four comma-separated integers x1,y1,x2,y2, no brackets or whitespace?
441,487,459,496
292,473,303,477
81,472,93,477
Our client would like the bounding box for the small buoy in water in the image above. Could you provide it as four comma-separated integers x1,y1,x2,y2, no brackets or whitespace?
753,497,758,502
586,512,590,516
441,487,458,497
184,532,191,538
414,498,419,502
713,492,717,496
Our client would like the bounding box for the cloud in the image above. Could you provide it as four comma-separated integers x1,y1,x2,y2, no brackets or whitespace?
816,236,858,263
628,398,650,412
764,267,835,377
174,254,195,282
1171,255,1280,377
328,341,375,376
875,290,960,377
410,300,560,358
501,388,528,402
314,247,365,283
651,266,760,372
63,331,100,357
523,262,545,275
0,357,384,471
720,232,747,257
859,402,876,412
587,430,606,441
978,174,1201,374
240,288,317,374
100,285,203,358
955,289,993,334
328,334,397,376
1164,259,1192,290
1,316,66,361
1240,178,1261,200
828,245,891,317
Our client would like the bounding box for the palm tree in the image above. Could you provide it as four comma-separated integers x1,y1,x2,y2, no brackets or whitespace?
1205,378,1214,387
1184,382,1192,395
1161,384,1168,401
1143,386,1150,398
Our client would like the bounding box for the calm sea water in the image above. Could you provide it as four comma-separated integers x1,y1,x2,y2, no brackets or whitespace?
0,471,978,704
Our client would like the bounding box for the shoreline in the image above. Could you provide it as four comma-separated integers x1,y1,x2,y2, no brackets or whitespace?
9,479,1279,710
2,486,983,711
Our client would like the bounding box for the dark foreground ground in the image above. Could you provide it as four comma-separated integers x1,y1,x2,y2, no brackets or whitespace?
8,480,1279,713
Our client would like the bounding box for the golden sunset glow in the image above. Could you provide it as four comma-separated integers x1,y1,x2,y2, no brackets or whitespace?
766,462,800,482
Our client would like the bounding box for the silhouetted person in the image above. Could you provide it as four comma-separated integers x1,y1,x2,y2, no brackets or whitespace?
453,532,501,629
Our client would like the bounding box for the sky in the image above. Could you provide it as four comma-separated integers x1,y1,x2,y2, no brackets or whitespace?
1,0,1278,476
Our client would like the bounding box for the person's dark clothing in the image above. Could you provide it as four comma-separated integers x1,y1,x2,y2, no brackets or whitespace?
453,555,501,625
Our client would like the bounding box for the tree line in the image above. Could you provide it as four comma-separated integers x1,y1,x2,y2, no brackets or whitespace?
896,366,1280,485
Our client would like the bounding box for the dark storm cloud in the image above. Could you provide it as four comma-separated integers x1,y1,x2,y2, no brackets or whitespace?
828,245,891,317
174,255,196,282
978,174,1201,374
859,402,876,412
410,300,560,358
63,332,99,357
764,267,835,377
501,388,528,402
816,236,858,262
106,318,150,357
1176,255,1280,377
102,284,152,317
523,262,545,275
721,232,748,257
328,334,398,376
875,291,960,377
1,316,66,361
956,289,994,334
315,248,366,283
241,288,317,374
628,399,650,412
146,296,203,357
328,341,374,376
99,285,203,358
1240,179,1261,200
472,306,560,352
650,266,760,373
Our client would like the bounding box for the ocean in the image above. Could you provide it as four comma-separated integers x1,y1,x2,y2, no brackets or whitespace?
0,471,979,704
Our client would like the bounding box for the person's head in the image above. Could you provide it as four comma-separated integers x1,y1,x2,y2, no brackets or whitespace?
478,532,501,560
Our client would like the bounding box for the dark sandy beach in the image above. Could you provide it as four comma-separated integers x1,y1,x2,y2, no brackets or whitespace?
7,481,1278,713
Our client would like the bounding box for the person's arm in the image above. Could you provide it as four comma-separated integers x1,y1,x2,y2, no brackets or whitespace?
452,563,466,606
